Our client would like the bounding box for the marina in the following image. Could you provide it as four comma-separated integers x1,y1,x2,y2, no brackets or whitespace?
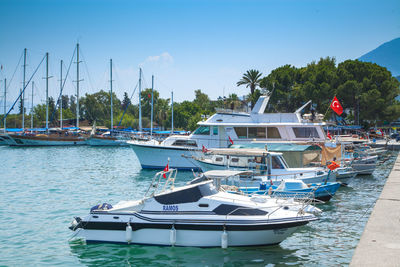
1,1,399,266
0,145,397,266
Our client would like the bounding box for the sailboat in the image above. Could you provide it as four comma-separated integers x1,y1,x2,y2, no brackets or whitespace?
86,59,130,146
8,45,87,146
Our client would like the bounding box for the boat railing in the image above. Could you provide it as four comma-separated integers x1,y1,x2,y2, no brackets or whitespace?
144,169,178,198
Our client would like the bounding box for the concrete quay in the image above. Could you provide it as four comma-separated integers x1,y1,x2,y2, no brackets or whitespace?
350,153,400,267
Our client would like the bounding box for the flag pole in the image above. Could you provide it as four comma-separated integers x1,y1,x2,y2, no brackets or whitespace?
324,95,336,117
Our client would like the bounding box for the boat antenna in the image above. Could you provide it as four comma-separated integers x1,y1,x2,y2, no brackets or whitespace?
151,75,154,136
22,48,27,131
45,52,51,133
139,68,142,131
3,78,6,132
30,81,34,132
75,43,83,129
59,60,63,129
110,59,113,132
171,90,174,134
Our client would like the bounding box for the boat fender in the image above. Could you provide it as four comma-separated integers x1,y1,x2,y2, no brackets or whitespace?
126,223,132,244
170,224,176,246
221,228,228,249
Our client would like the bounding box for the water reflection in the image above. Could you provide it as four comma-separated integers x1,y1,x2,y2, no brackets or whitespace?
69,241,301,267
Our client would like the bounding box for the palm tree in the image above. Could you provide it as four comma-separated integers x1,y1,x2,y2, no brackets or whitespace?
236,69,263,109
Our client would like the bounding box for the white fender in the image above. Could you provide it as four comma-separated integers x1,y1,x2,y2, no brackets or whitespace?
126,223,132,244
221,229,228,249
170,225,176,246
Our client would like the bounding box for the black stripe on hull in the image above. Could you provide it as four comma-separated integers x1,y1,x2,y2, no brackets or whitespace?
85,240,281,248
76,220,310,231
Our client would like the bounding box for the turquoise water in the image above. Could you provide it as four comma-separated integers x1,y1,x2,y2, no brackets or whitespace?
0,146,397,266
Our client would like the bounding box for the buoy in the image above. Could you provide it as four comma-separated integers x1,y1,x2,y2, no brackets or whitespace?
170,225,176,246
126,223,132,244
221,229,228,249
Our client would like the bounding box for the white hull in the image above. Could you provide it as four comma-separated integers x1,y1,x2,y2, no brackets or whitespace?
129,142,201,170
348,156,378,175
194,159,335,185
75,227,298,247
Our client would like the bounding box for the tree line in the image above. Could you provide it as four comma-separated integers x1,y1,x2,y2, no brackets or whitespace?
2,57,400,131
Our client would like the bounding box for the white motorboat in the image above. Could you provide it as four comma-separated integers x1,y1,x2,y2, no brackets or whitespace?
69,169,317,247
335,166,357,179
345,155,378,175
191,148,335,185
128,96,327,170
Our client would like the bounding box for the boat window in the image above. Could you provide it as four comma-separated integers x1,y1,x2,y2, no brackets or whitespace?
194,126,210,135
279,156,289,168
248,127,266,138
198,183,218,196
267,127,281,139
234,127,247,139
272,156,284,169
155,183,217,205
292,127,320,138
215,157,223,162
187,140,198,147
231,157,239,163
172,139,198,147
213,204,267,216
213,126,218,135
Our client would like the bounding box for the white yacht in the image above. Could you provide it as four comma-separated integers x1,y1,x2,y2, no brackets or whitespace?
69,169,317,247
191,148,335,185
128,96,327,170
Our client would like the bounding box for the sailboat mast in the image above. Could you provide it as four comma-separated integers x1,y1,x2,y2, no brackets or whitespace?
22,48,26,130
60,60,63,129
139,68,142,132
76,43,80,129
45,53,49,132
171,91,174,134
110,59,113,131
30,81,34,131
3,78,6,132
151,75,154,136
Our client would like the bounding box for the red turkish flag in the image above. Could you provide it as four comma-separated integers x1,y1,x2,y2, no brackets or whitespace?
162,163,169,178
330,96,343,115
228,136,234,145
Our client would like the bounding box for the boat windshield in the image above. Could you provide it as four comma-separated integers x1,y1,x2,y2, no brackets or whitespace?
154,182,218,204
272,156,284,169
194,126,210,135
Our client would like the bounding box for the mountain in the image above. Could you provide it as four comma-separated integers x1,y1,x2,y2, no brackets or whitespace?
358,37,400,76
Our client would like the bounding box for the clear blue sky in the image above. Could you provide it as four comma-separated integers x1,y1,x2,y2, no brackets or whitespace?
0,0,399,111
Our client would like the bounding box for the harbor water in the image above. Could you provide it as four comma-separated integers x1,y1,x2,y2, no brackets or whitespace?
0,146,397,266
